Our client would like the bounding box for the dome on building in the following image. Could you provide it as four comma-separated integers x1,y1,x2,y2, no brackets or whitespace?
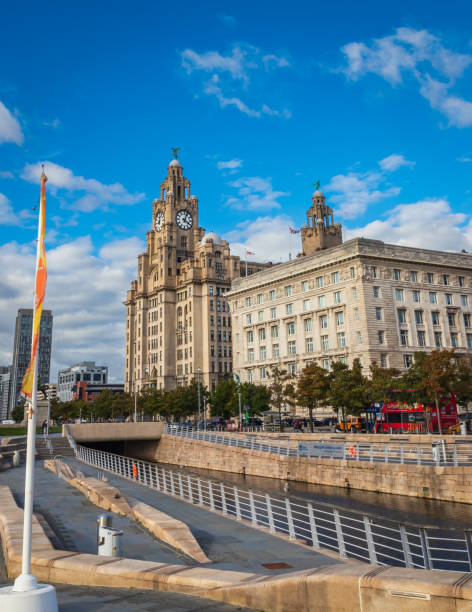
313,189,324,197
169,158,181,167
200,231,223,246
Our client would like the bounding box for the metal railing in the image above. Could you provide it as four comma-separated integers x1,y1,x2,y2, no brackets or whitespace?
165,425,472,466
73,442,472,573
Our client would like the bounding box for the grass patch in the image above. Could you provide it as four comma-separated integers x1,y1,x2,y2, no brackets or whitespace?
0,426,62,437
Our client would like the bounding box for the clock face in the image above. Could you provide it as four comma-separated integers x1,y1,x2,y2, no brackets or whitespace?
155,212,165,232
176,209,193,230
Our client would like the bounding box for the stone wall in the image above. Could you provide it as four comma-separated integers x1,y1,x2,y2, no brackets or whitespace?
130,434,472,504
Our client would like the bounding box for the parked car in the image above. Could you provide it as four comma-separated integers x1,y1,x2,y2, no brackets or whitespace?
337,416,366,432
207,417,227,430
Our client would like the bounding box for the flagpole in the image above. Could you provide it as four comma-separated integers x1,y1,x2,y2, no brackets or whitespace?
1,167,58,610
288,230,292,261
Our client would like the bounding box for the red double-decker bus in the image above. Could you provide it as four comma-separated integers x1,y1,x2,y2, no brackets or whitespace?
375,392,459,434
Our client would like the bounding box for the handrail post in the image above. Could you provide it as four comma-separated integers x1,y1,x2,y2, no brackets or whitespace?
307,502,320,549
285,497,295,540
170,470,176,496
208,481,215,510
399,525,414,568
178,472,184,499
197,477,203,506
419,528,432,570
369,444,373,463
400,444,404,464
333,509,347,557
465,531,472,572
356,442,359,462
363,515,377,564
221,483,228,515
249,490,257,526
162,468,168,493
234,485,241,520
187,475,193,503
266,494,275,533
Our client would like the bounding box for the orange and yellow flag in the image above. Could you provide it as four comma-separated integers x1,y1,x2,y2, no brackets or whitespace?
21,167,48,402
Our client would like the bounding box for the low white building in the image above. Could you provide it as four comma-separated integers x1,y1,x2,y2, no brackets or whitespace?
57,362,108,402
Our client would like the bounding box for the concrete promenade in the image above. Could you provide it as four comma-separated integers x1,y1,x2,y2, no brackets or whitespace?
1,457,472,610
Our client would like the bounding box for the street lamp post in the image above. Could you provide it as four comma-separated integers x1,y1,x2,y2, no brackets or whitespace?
203,394,207,430
134,389,137,423
238,391,242,431
197,368,201,427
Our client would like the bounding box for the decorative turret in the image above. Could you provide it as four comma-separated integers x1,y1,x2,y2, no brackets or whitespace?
301,184,342,255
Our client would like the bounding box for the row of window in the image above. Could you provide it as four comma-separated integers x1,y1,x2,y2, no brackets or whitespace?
209,300,230,312
397,310,471,328
246,332,350,362
242,271,346,307
385,268,466,286
246,314,347,344
244,292,345,324
395,288,469,306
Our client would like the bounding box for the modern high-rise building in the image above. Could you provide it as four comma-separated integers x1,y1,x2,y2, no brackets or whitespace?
9,309,53,414
0,366,12,420
124,156,271,393
228,189,472,395
58,362,108,402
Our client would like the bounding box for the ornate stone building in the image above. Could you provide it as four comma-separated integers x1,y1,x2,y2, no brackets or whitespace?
228,189,472,398
124,157,270,393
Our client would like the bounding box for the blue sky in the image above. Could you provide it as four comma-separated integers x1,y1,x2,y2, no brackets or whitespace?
1,0,472,380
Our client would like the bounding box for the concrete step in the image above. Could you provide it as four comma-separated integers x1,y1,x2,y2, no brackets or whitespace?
35,438,75,458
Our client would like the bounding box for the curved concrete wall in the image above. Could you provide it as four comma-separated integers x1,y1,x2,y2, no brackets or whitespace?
65,422,164,443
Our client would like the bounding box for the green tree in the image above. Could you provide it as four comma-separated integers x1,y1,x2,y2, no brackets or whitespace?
296,364,329,432
404,349,458,435
92,389,114,420
454,356,472,409
328,359,366,428
267,366,294,432
367,362,401,404
12,404,25,423
239,383,271,416
210,378,238,418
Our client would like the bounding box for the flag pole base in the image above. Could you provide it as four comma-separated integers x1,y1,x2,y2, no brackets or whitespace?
0,582,58,611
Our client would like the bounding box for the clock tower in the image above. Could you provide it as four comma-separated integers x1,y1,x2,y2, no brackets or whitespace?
124,155,270,395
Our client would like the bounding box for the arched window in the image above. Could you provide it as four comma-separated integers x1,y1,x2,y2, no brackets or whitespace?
177,306,182,317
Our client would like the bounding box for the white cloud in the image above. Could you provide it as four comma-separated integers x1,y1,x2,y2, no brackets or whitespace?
217,159,243,171
0,100,23,145
217,14,237,27
378,153,415,172
458,155,472,163
21,161,145,212
420,76,472,128
224,214,300,262
203,76,261,117
324,151,413,217
225,176,289,211
0,193,19,225
181,44,291,118
346,199,472,251
0,235,144,382
340,27,472,127
0,171,13,179
182,46,251,83
262,54,291,70
42,118,61,128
